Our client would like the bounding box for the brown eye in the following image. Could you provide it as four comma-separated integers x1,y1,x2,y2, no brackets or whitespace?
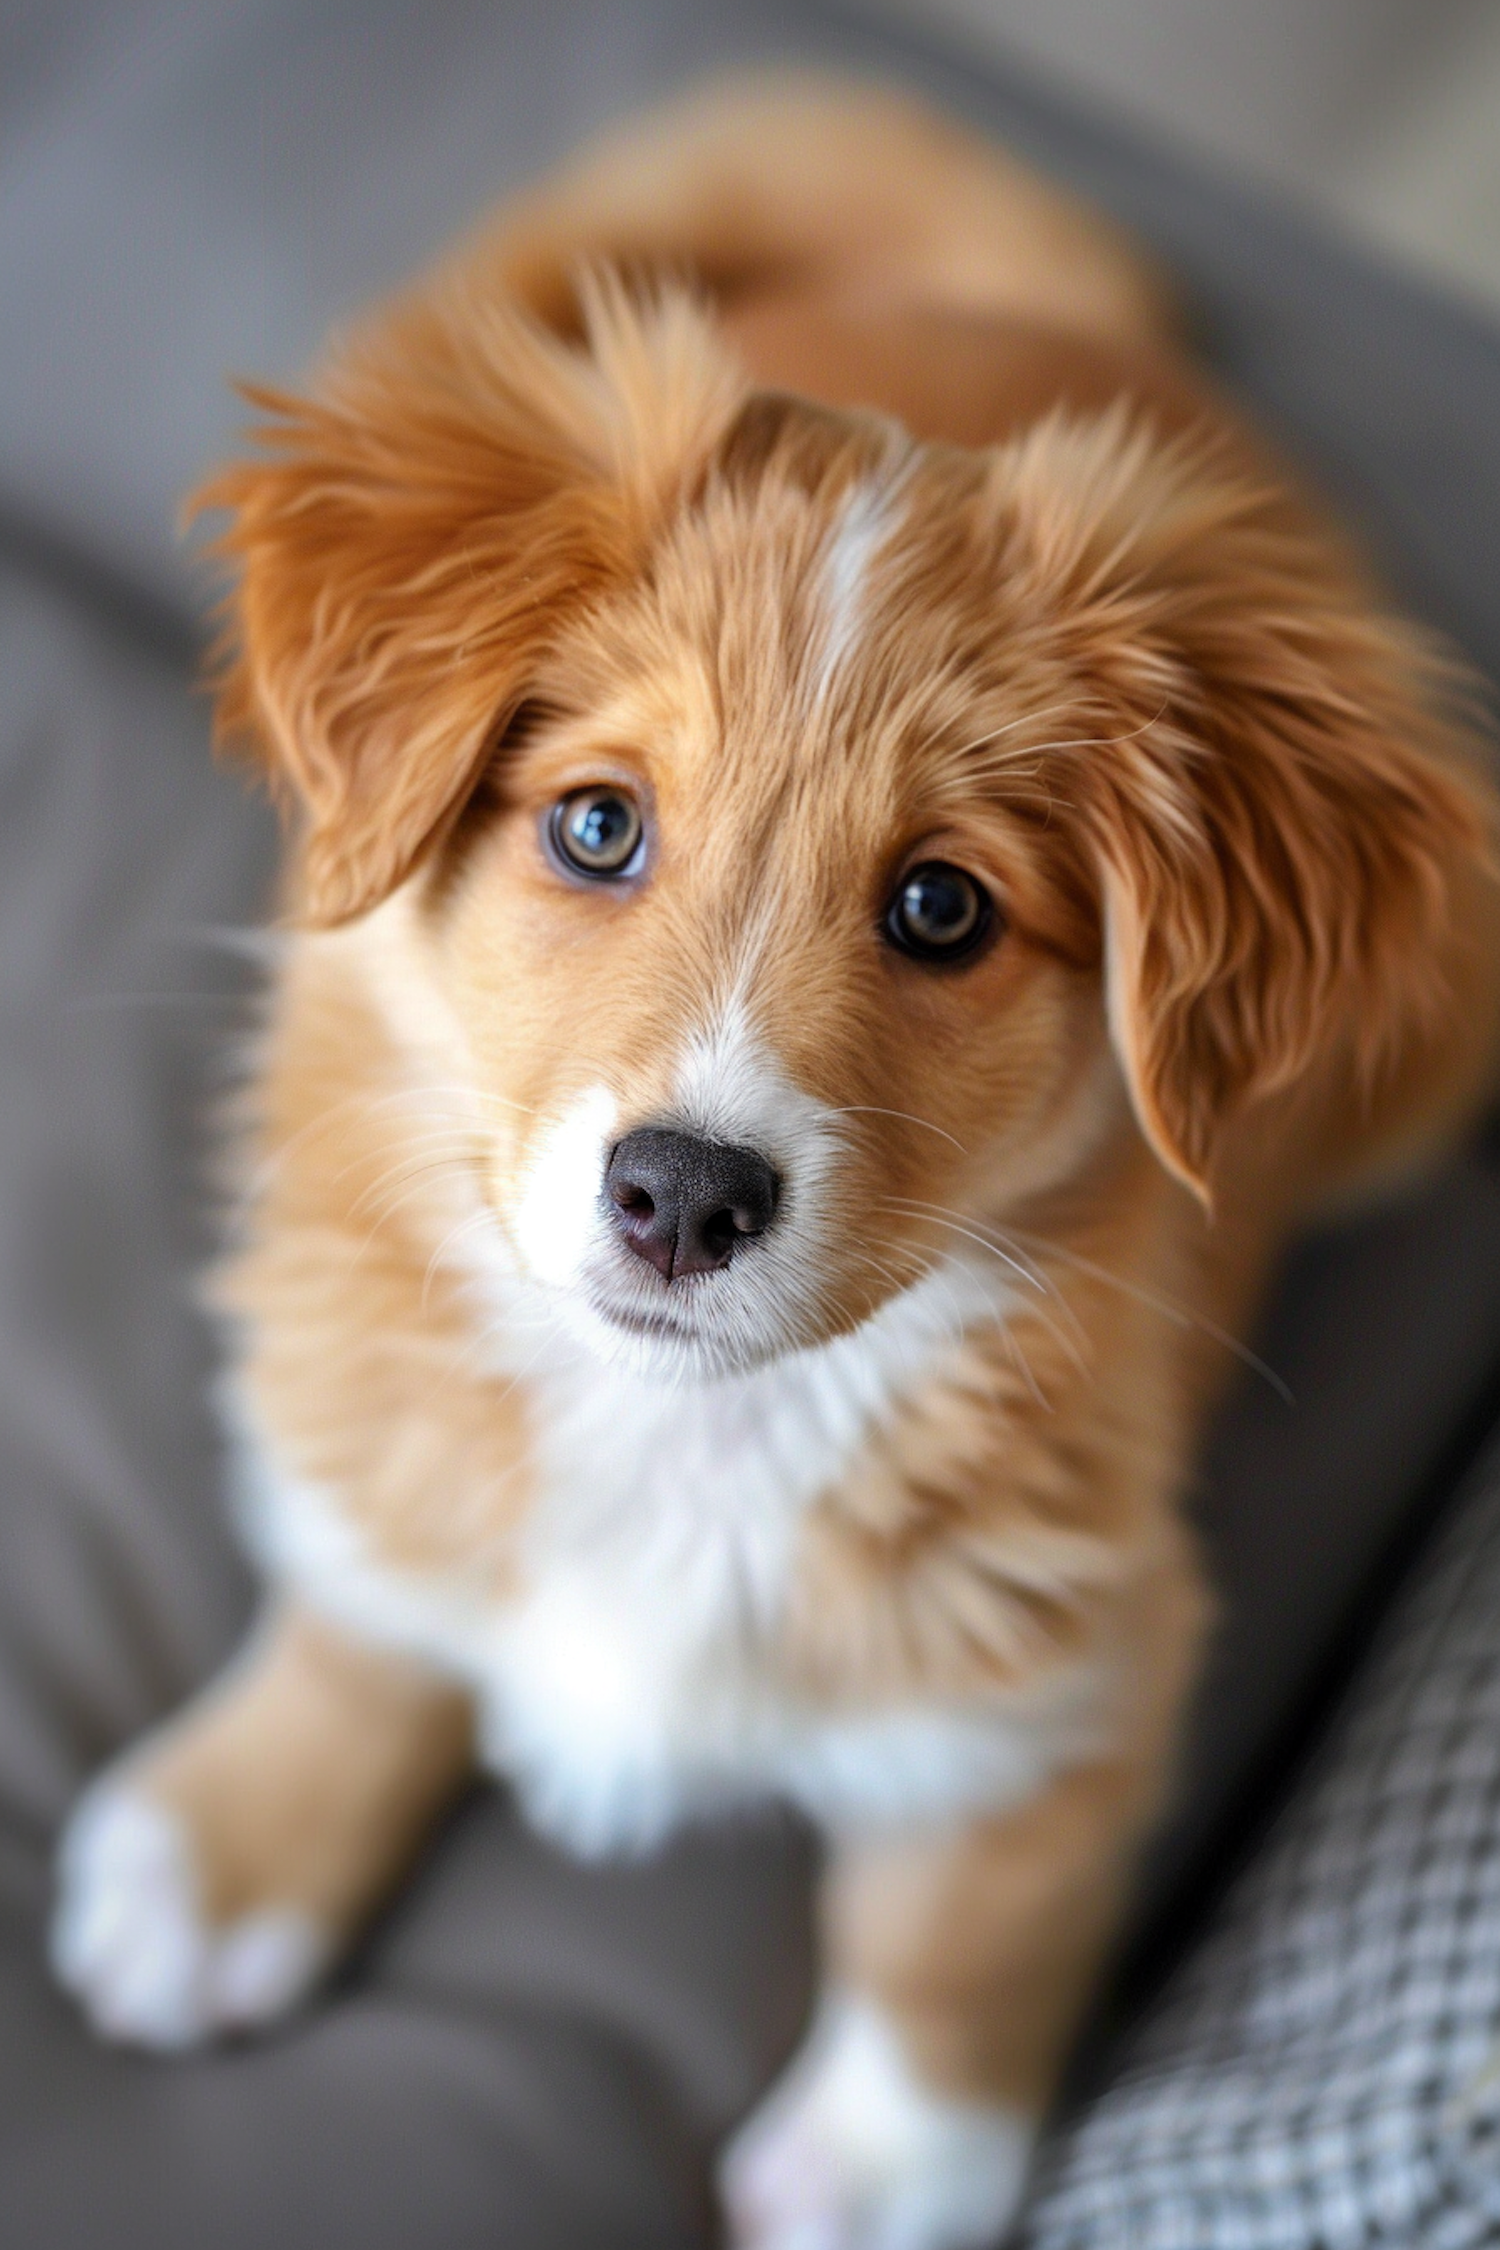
884,862,992,962
549,787,644,879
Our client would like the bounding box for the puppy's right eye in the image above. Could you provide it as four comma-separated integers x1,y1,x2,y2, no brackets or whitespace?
548,787,644,880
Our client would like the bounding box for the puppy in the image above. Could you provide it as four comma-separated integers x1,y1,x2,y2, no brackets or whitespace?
51,79,1500,2250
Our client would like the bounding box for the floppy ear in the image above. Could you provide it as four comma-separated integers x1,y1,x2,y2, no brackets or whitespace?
1089,675,1485,1200
193,277,742,924
1005,416,1493,1198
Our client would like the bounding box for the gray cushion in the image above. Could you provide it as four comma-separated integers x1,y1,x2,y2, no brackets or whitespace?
3,4,1500,2244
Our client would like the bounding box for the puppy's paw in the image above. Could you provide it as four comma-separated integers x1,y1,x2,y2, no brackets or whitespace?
51,1783,329,2050
720,1995,1035,2250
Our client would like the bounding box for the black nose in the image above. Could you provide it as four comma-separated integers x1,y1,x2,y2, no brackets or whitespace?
605,1129,780,1281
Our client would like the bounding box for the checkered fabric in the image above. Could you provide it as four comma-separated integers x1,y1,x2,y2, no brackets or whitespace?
1021,1432,1500,2250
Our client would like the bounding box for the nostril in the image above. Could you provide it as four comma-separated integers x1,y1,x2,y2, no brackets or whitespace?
611,1182,655,1219
700,1206,738,1260
716,1198,770,1247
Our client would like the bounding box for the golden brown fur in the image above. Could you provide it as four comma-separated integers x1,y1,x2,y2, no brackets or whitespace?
53,75,1500,2248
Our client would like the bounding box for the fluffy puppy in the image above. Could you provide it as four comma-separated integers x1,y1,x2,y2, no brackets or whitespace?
51,79,1500,2250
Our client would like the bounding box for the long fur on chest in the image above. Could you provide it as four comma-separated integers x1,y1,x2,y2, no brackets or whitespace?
226,1220,1155,1854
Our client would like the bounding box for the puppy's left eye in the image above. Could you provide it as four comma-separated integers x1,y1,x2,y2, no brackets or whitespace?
548,786,644,879
884,861,993,962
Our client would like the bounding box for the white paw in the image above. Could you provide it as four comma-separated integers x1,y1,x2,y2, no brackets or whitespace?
720,1994,1035,2250
51,1783,330,2051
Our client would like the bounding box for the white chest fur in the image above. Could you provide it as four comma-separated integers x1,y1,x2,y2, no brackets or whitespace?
232,1261,1107,1857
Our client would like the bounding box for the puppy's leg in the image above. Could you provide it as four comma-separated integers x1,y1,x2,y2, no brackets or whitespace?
52,1600,471,2049
722,1754,1161,2250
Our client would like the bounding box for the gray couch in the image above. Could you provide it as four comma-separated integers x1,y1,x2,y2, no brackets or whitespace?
4,5,1500,2243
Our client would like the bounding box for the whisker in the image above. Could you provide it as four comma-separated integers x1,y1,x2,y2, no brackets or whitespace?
894,1198,1291,1402
876,1200,1090,1376
1001,1323,1053,1412
250,1080,532,1191
1003,1221,1295,1404
349,1160,481,1234
870,1205,1059,1406
421,1207,502,1309
829,1106,967,1154
878,1199,1053,1296
842,1241,932,1330
411,1295,569,1413
336,1133,485,1193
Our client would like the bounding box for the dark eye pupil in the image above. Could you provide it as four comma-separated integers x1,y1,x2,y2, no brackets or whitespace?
904,871,972,938
574,798,628,856
887,862,990,960
554,788,641,876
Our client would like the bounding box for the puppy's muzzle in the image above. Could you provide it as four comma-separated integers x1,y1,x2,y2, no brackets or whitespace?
605,1129,780,1281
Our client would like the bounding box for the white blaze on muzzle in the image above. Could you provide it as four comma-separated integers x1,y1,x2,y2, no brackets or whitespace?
510,1082,620,1290
508,1005,846,1374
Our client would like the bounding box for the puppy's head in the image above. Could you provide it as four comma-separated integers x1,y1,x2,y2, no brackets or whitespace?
201,279,1487,1378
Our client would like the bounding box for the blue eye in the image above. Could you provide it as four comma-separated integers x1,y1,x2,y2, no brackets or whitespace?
884,862,993,962
549,787,644,879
